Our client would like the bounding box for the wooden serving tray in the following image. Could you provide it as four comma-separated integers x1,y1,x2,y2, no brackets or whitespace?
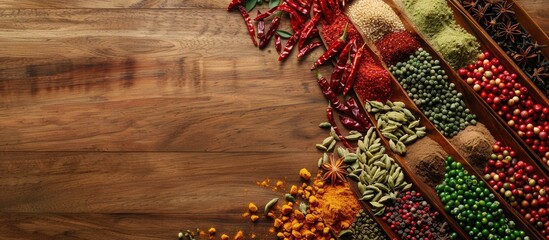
335,1,545,238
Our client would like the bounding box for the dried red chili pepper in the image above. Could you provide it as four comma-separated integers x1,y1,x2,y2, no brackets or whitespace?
316,72,351,115
254,5,279,21
339,115,368,133
237,5,258,47
330,39,355,93
278,30,301,61
311,23,348,70
313,0,321,14
319,0,334,23
327,107,353,149
227,0,244,11
286,0,308,15
257,12,265,41
275,35,282,53
345,98,371,129
297,41,322,58
343,44,366,95
259,16,281,49
340,55,352,90
298,14,321,49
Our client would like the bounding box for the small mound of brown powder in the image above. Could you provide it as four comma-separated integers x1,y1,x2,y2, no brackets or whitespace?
405,137,446,187
449,123,495,173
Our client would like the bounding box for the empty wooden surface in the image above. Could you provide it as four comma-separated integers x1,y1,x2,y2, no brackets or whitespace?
0,1,546,239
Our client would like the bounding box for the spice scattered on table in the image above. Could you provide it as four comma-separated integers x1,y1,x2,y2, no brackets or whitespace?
390,48,477,137
450,123,496,173
483,142,549,238
346,0,405,41
437,156,530,239
458,0,549,97
266,172,360,239
364,100,426,155
404,137,446,187
398,0,481,68
458,51,549,165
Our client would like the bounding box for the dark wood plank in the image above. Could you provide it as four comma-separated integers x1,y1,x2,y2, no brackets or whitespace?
515,0,549,31
0,9,328,152
0,151,318,213
0,213,273,240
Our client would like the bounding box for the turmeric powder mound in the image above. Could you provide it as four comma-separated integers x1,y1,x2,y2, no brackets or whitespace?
316,181,361,234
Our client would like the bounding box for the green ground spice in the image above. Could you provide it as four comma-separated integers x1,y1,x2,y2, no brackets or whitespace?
431,26,481,68
397,0,481,68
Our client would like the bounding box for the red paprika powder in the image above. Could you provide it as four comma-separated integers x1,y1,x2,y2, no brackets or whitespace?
354,63,392,102
321,12,364,48
375,31,420,66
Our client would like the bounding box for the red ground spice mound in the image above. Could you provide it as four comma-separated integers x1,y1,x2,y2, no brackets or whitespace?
354,63,392,102
375,31,420,65
321,12,364,47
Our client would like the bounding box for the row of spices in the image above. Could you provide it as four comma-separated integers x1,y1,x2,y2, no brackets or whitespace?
224,0,549,238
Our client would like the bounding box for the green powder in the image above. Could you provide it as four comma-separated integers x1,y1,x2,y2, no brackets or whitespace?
431,26,480,68
398,0,481,68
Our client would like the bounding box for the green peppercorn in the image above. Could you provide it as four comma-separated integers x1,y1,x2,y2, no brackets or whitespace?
390,49,476,137
437,156,530,240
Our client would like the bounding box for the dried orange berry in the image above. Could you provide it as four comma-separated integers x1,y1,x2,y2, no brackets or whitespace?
248,203,258,213
299,168,311,180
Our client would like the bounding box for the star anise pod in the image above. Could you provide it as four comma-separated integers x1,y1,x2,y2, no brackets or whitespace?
530,67,549,85
461,0,478,10
513,46,538,68
493,1,515,21
471,4,490,22
321,154,347,185
496,21,521,43
484,16,499,33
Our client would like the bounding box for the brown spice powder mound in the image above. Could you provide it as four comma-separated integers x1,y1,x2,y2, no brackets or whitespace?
449,123,495,173
404,137,446,187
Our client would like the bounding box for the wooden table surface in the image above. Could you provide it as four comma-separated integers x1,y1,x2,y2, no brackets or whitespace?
0,1,547,239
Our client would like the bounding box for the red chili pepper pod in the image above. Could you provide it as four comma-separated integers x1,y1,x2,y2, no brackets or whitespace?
259,16,281,49
298,14,321,49
319,0,334,23
275,35,282,53
297,41,322,58
257,12,265,41
278,30,301,61
326,107,353,149
286,0,308,15
311,23,348,70
254,5,279,21
339,115,368,133
343,44,366,95
227,0,245,11
340,56,352,91
237,5,258,47
316,72,352,115
312,0,322,14
346,98,372,129
330,65,346,94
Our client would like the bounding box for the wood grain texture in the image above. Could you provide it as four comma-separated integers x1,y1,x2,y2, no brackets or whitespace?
0,1,547,239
